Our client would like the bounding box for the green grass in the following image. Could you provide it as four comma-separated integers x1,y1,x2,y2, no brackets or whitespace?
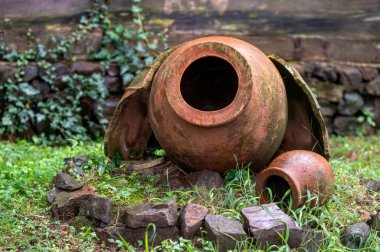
0,136,379,251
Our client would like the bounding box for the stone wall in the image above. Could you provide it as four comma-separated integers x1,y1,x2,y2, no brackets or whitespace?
1,0,380,136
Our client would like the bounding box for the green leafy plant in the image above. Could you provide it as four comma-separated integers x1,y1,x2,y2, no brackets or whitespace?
0,0,165,145
356,107,376,136
88,0,166,86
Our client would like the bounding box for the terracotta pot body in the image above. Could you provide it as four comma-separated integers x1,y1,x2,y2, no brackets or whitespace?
256,150,334,209
149,36,287,173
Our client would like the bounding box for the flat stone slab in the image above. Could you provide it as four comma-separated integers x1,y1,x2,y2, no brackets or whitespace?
123,199,178,228
53,190,95,220
342,222,370,249
54,172,83,191
157,163,191,189
96,225,179,246
47,187,61,204
79,195,114,224
204,215,247,252
300,228,325,252
241,203,302,248
123,157,167,175
180,204,208,239
188,170,224,190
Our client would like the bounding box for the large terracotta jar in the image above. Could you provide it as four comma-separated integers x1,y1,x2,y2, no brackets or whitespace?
149,36,288,173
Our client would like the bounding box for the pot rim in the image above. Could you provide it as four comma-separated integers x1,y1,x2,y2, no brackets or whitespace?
165,40,253,127
256,167,303,209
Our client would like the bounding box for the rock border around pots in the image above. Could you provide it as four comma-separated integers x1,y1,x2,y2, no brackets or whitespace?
47,157,330,251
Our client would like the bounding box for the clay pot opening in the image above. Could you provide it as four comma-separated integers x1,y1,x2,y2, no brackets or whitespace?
180,56,238,111
262,175,294,205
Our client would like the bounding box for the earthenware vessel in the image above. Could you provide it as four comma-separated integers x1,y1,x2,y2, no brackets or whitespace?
256,150,334,209
149,36,288,173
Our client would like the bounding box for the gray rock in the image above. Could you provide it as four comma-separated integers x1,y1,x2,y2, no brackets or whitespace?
71,61,104,75
338,66,362,91
314,82,344,103
299,228,325,252
367,210,380,231
107,64,120,77
303,62,316,78
123,199,178,228
363,76,380,96
157,163,191,189
53,190,95,220
47,187,61,204
52,63,71,76
79,97,94,117
180,204,208,239
104,76,123,94
39,63,71,77
23,65,39,82
359,67,378,81
31,79,50,100
342,222,370,249
319,100,337,117
0,62,17,82
333,116,360,136
363,179,380,192
95,226,129,246
313,63,338,83
54,172,83,191
64,156,88,176
79,196,114,224
337,92,364,116
241,203,302,248
204,215,247,252
52,75,68,90
96,225,179,246
188,170,224,190
71,28,103,55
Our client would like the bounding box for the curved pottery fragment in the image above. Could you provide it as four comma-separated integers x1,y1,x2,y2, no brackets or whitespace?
104,47,178,160
269,55,330,160
256,150,334,209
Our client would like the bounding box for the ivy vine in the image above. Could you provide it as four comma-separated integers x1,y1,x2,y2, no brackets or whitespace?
0,0,165,144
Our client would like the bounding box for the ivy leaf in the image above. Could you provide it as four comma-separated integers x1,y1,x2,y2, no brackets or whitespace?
135,42,145,52
131,5,142,13
35,113,45,123
153,149,166,157
122,73,134,85
1,114,12,126
19,82,40,96
106,30,120,41
120,65,130,75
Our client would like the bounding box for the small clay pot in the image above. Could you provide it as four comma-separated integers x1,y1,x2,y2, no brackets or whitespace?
256,150,334,209
149,36,287,173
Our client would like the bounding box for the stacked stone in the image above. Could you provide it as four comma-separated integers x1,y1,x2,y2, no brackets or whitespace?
0,58,124,138
48,160,335,251
298,61,380,135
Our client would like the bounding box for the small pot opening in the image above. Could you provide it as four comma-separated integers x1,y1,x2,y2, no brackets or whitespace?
180,56,238,111
264,175,292,204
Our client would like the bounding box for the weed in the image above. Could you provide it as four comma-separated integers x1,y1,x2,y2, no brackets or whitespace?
0,136,379,251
